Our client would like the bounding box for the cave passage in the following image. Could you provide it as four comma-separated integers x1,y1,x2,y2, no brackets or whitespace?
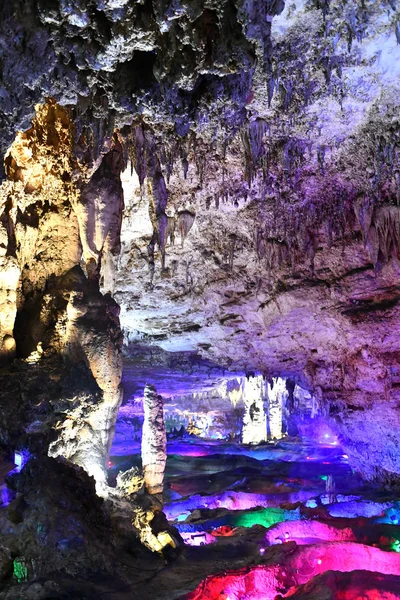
1,0,400,597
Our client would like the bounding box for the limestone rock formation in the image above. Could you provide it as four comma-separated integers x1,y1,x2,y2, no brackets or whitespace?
142,384,167,495
0,0,398,488
108,0,400,485
47,270,123,489
242,376,267,445
0,5,400,593
0,100,123,491
116,466,144,497
0,2,400,598
0,0,282,172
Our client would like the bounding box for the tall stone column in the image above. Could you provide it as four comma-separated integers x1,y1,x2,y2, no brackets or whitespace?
142,384,166,495
266,378,286,440
242,376,267,445
56,278,123,491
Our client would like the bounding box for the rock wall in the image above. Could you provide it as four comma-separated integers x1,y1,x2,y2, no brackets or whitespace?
0,101,123,491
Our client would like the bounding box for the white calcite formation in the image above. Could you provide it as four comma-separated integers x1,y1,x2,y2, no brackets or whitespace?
114,370,296,449
142,384,167,495
242,376,268,445
267,378,287,440
240,376,287,444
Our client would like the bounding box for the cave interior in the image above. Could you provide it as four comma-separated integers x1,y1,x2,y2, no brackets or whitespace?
0,0,400,599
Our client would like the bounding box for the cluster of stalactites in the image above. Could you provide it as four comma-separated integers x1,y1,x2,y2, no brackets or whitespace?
254,194,400,276
231,375,286,444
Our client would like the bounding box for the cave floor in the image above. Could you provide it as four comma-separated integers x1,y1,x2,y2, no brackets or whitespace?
1,439,399,599
106,437,400,600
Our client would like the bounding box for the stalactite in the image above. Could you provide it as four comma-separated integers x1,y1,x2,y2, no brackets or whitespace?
165,215,176,246
176,210,195,248
133,124,147,186
395,22,400,45
241,118,268,185
282,80,294,110
195,150,205,187
229,235,236,272
267,76,275,107
317,145,326,175
355,196,374,243
374,206,400,263
266,378,285,440
182,156,189,179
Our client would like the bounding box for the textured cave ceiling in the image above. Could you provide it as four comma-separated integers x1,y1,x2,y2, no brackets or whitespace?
0,0,400,485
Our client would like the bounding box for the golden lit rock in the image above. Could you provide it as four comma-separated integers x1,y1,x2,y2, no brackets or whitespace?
4,100,73,194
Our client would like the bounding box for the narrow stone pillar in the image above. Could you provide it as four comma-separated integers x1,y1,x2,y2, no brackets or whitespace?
242,376,267,444
267,377,285,440
142,384,166,495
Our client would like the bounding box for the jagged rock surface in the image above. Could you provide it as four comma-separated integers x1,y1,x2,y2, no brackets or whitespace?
0,101,123,488
0,0,284,175
112,0,400,484
1,457,115,579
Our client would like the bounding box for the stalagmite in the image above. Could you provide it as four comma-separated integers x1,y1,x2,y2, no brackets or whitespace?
242,376,267,445
267,378,286,440
142,384,166,495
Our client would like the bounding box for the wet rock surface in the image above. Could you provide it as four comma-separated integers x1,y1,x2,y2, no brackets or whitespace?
109,438,400,599
0,436,398,599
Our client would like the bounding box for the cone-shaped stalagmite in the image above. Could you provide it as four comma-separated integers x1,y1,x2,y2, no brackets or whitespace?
142,384,166,495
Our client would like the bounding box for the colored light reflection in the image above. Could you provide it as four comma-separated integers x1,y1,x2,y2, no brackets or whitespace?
392,540,400,553
184,543,400,599
11,449,30,474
